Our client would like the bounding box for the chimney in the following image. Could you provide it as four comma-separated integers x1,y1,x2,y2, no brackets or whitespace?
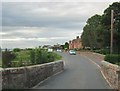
76,36,79,39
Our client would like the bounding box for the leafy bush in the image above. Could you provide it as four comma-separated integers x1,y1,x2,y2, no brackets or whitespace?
2,51,16,68
13,48,21,52
30,50,35,64
104,54,120,65
11,60,31,67
11,61,22,67
30,48,62,64
26,48,33,50
13,51,30,62
3,48,62,68
47,53,54,62
51,52,62,61
94,49,110,55
41,49,49,63
100,49,110,55
12,51,31,67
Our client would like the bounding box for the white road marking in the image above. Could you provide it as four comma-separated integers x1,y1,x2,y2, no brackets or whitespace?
80,54,101,69
100,69,113,89
80,54,113,89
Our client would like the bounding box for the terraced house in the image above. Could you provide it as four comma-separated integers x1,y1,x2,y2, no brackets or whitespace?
69,36,83,50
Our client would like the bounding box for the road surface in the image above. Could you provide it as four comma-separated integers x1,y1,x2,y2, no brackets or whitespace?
35,52,110,89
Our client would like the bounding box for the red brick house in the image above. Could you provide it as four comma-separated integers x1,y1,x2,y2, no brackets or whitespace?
69,36,83,50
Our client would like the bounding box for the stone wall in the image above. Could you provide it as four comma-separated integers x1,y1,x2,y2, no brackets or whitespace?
1,60,64,89
101,61,120,90
118,71,120,91
0,68,2,91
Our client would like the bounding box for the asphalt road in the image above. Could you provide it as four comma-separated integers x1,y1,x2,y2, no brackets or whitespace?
35,52,110,89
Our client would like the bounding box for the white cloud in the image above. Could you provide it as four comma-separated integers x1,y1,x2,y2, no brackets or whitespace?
0,32,7,35
1,0,119,2
1,1,118,48
1,37,49,42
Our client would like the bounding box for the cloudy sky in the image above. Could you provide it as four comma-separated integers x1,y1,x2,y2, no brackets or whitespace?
1,0,118,49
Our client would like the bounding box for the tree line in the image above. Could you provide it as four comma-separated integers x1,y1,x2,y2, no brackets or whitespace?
81,2,120,54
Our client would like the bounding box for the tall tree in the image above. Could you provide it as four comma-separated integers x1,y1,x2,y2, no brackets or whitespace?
102,2,120,53
81,14,103,49
64,42,69,49
81,2,120,54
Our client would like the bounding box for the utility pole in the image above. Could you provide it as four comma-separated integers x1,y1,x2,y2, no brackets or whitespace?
110,10,114,54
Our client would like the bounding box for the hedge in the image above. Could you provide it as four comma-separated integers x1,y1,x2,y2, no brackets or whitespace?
104,54,120,65
93,49,110,55
2,51,16,68
2,48,62,68
30,48,62,64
